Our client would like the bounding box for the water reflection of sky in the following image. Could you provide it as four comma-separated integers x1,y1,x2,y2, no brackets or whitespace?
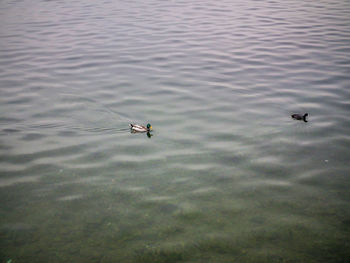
0,0,350,262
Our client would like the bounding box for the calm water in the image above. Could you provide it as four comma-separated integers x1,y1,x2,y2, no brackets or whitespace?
1,0,350,262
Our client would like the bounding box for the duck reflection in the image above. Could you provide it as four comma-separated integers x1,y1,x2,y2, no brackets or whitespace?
130,130,153,138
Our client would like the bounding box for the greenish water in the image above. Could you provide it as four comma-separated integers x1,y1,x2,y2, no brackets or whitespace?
1,0,350,262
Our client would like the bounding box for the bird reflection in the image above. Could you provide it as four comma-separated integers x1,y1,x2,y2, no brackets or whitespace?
130,130,153,138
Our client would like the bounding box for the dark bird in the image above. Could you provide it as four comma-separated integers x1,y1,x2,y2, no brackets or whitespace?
291,113,308,122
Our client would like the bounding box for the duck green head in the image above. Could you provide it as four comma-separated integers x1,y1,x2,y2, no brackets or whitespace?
147,123,152,130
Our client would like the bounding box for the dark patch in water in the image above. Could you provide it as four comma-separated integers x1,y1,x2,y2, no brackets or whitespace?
57,130,78,137
21,133,45,141
2,128,21,133
157,203,178,214
250,216,266,225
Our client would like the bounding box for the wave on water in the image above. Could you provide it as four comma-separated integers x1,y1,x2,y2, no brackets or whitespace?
1,92,146,136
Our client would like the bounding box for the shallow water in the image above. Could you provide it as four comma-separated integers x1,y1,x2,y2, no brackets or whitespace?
1,0,350,262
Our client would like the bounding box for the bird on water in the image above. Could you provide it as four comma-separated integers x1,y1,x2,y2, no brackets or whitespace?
130,123,152,132
291,113,308,122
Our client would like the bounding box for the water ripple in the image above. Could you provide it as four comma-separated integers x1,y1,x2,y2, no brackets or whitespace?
1,0,350,261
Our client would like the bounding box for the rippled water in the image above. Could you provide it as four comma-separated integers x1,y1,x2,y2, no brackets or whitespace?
1,0,350,262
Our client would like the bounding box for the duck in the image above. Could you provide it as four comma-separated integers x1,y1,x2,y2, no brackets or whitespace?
291,113,308,122
130,123,152,132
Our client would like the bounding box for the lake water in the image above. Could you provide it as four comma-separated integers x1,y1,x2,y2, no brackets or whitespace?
1,0,350,262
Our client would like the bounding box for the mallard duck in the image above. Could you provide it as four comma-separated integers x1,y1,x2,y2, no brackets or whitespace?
130,123,152,132
291,113,308,122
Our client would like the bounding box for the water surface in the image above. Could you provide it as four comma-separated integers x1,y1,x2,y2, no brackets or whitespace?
1,0,350,262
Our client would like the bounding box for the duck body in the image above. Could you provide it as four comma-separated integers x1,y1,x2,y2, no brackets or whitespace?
130,123,152,132
291,113,308,122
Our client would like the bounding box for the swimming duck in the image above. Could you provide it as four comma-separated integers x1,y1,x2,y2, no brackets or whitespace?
291,113,308,122
130,123,152,132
